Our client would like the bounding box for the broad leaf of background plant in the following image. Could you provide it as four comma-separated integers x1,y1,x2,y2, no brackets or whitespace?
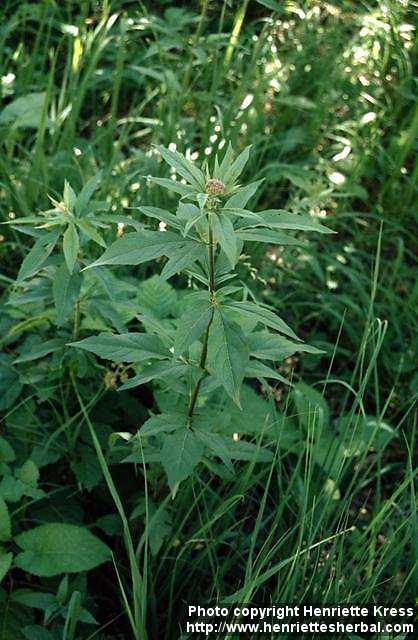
0,551,12,584
14,523,111,577
0,497,11,541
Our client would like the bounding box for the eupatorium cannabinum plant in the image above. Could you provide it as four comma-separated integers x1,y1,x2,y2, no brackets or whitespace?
71,145,332,495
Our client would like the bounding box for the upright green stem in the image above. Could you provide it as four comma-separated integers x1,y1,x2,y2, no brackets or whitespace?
187,211,216,423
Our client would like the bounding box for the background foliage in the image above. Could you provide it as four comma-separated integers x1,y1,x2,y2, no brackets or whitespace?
0,1,416,638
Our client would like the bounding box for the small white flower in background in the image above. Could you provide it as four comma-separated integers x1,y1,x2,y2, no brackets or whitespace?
327,279,338,290
240,94,254,110
158,221,167,232
361,111,377,125
117,222,125,237
1,73,15,87
329,171,346,185
332,146,351,162
62,24,79,37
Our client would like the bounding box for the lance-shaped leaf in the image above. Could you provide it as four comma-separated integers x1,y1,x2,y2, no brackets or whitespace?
195,431,234,473
161,429,204,494
76,218,106,247
226,439,273,462
63,222,79,273
139,206,180,229
119,361,189,391
224,179,263,209
174,292,213,355
155,145,205,190
160,243,205,280
70,333,169,362
75,172,102,215
207,309,249,407
249,332,324,361
236,228,305,245
53,264,81,326
84,231,189,269
224,301,300,340
148,176,195,197
212,213,239,268
223,146,251,185
253,209,333,234
16,231,59,282
14,338,65,364
139,412,186,437
245,360,291,386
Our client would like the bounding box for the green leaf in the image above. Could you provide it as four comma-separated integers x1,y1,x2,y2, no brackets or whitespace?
0,551,12,584
139,412,186,437
155,145,205,190
223,146,251,185
257,210,333,233
174,293,212,355
160,243,205,280
218,143,234,176
15,460,39,488
119,361,188,390
14,339,65,363
75,172,102,215
255,0,283,13
16,232,59,282
207,309,249,406
14,523,111,577
63,223,79,273
227,440,273,462
139,206,180,229
70,333,169,362
53,264,81,326
0,497,11,541
0,435,15,463
76,219,106,247
21,625,56,640
195,431,234,473
0,92,46,129
236,228,305,245
224,180,263,209
84,231,187,269
139,275,177,318
161,429,204,493
245,360,291,386
147,176,196,197
224,301,300,340
63,180,77,212
249,332,324,361
212,213,239,268
0,356,22,411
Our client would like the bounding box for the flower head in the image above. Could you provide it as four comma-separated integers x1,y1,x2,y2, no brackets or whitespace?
205,178,225,196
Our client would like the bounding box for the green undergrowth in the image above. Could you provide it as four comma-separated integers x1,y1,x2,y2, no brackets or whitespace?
0,1,416,639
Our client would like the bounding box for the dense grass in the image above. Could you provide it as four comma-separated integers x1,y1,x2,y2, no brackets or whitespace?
0,1,416,639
